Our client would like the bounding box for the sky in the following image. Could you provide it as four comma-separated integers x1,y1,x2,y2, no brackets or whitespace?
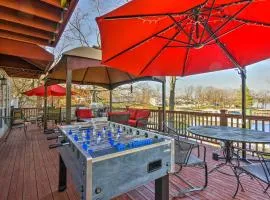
56,0,270,93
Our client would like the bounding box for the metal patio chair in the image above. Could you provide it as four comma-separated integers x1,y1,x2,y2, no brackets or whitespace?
47,107,62,125
233,147,270,198
165,123,208,196
5,108,27,141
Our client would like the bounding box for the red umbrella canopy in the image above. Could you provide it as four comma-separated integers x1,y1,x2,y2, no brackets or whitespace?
23,84,76,97
97,0,270,76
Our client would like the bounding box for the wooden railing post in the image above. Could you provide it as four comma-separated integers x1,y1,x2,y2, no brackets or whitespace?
220,109,228,126
158,107,163,132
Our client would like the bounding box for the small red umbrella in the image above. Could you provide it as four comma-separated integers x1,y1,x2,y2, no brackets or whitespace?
23,84,76,97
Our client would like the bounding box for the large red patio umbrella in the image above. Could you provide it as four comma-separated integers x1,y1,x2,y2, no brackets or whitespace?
97,0,270,77
23,84,76,97
97,0,270,157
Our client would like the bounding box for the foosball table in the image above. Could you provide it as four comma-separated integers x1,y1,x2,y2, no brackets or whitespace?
51,118,175,200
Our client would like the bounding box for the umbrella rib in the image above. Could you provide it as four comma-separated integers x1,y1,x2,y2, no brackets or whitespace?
203,23,242,70
155,35,191,45
204,22,246,45
82,67,89,84
126,72,134,83
139,31,180,76
203,1,252,43
199,0,216,44
103,14,192,64
105,67,112,85
210,15,270,27
167,45,193,48
168,15,197,44
182,23,195,76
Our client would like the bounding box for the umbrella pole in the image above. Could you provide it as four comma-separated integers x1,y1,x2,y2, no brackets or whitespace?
109,90,113,112
44,83,48,130
162,80,166,132
241,69,247,158
66,68,72,125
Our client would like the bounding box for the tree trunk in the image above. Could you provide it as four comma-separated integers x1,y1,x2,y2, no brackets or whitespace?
168,77,176,127
169,76,176,111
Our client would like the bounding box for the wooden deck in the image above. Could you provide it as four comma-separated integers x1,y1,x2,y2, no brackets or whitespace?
0,125,269,200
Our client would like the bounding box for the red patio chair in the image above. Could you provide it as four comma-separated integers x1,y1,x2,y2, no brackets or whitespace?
128,109,150,129
75,109,94,122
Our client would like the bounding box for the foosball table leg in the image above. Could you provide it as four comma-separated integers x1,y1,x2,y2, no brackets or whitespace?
58,155,67,192
155,174,169,200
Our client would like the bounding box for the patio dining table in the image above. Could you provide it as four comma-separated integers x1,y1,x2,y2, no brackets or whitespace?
187,126,270,176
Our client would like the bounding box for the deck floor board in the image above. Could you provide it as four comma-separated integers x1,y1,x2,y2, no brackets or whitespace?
0,125,269,200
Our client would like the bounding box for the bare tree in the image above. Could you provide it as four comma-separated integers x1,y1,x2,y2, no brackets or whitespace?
169,77,176,111
11,78,40,107
64,8,92,47
183,86,194,102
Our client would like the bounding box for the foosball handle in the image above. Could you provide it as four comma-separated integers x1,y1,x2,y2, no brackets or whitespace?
49,143,62,149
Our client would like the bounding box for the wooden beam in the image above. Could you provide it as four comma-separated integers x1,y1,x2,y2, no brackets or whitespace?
0,7,57,33
0,55,43,71
22,58,47,71
0,20,52,41
0,29,49,46
2,66,43,79
4,70,41,79
0,65,44,75
0,38,54,62
41,0,63,9
23,58,52,72
0,0,62,23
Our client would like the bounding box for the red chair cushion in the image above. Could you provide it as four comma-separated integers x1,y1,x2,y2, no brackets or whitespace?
128,119,137,127
76,109,93,119
135,110,150,120
128,108,137,120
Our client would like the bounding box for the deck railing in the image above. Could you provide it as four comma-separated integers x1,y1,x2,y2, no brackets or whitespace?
21,107,43,119
144,108,270,152
20,107,270,151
